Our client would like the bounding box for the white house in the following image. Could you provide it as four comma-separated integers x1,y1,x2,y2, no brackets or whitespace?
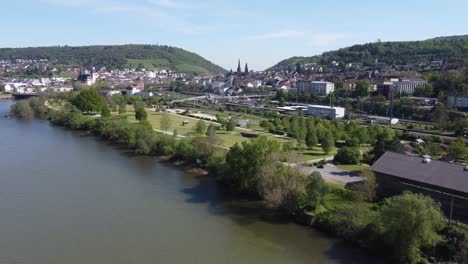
2,84,14,93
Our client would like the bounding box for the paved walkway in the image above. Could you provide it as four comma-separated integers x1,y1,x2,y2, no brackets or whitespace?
297,162,364,186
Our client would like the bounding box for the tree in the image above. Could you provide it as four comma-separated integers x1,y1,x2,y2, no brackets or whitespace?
321,130,334,154
431,103,449,129
134,104,148,121
10,100,34,119
353,79,371,97
334,147,361,165
305,119,318,149
100,104,111,118
349,169,376,202
226,117,236,133
302,171,328,209
414,83,434,97
257,153,307,213
194,119,207,134
448,138,467,160
206,124,216,137
377,192,445,264
224,136,281,193
72,89,104,113
216,112,226,127
279,96,286,107
160,112,171,132
118,102,126,114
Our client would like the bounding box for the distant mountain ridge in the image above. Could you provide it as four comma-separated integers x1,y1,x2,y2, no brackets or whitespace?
0,44,226,74
269,35,468,70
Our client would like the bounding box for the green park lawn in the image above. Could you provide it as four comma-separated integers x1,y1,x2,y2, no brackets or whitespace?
125,111,283,147
124,110,341,160
335,164,369,173
296,147,337,162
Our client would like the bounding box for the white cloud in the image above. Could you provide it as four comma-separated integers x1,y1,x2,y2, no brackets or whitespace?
251,30,306,40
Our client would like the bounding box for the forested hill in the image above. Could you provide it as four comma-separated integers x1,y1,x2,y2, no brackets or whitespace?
269,35,468,70
0,45,226,74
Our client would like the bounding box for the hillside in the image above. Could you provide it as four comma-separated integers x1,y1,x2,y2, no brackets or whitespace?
0,44,226,74
269,35,468,70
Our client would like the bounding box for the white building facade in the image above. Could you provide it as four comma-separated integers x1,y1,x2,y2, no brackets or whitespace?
295,81,335,96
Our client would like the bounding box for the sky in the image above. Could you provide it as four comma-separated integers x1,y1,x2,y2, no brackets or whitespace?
1,0,467,70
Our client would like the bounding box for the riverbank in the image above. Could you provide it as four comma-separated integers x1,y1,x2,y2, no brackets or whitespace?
4,98,384,264
9,98,468,263
0,94,13,100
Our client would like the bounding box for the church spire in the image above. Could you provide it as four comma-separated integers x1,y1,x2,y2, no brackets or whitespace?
237,59,242,76
244,63,249,75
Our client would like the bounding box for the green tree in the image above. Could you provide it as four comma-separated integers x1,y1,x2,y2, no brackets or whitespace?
72,89,104,113
10,100,34,119
226,117,236,133
305,119,318,149
302,171,328,209
431,103,449,129
257,153,307,213
349,169,376,202
216,112,226,127
334,147,361,164
160,112,171,132
448,138,467,160
100,104,111,118
353,79,371,97
321,130,334,154
134,104,148,121
279,96,286,107
225,136,281,193
118,102,127,114
194,119,207,134
377,192,445,264
206,124,216,137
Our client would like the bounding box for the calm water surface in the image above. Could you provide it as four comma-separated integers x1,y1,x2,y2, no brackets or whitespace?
0,100,377,264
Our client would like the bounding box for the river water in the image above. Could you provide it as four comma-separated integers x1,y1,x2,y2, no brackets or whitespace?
0,100,376,264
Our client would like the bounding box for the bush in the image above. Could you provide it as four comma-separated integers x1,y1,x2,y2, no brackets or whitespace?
10,100,34,119
334,147,361,165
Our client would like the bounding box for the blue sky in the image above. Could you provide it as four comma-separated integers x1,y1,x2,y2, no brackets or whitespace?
1,0,467,70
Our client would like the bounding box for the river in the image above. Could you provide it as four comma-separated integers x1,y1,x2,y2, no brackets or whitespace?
0,100,377,264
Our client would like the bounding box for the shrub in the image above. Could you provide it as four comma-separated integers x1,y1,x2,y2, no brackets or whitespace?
334,147,361,165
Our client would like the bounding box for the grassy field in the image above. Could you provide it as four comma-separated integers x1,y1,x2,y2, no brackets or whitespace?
126,110,289,147
123,109,339,160
297,147,336,162
335,164,369,173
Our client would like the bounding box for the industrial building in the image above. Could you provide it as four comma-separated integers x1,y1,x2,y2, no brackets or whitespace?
277,104,345,119
372,152,468,223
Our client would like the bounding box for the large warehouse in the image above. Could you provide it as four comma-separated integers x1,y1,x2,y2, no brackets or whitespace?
277,104,345,119
371,151,468,223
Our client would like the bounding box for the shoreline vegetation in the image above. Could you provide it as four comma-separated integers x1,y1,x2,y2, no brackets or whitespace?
8,94,468,264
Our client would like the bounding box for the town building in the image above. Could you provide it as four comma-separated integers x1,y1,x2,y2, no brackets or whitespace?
371,152,468,223
276,104,345,119
378,78,427,98
295,81,335,96
125,83,145,95
447,93,468,109
76,67,97,85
